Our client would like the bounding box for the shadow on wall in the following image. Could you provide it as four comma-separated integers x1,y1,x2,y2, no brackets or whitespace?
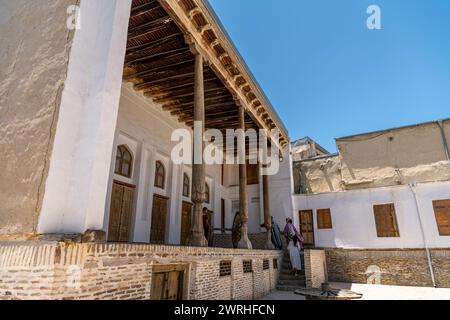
293,156,342,194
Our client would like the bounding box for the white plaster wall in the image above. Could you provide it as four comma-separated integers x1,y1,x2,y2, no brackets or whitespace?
227,184,261,234
106,83,226,244
271,146,295,229
293,181,450,249
38,0,132,234
0,0,78,234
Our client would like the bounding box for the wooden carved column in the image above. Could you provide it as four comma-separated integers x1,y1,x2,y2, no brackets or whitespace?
189,53,208,247
263,171,274,249
237,105,253,249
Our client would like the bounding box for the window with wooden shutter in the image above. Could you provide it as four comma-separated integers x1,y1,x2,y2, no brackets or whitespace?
263,260,270,270
115,145,133,178
219,261,232,277
373,204,400,238
243,260,253,273
205,183,210,204
246,164,259,185
154,161,165,189
317,209,333,229
433,199,450,236
182,173,190,197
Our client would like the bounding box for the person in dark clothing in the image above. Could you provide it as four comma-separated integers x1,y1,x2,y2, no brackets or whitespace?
271,216,283,249
202,207,210,240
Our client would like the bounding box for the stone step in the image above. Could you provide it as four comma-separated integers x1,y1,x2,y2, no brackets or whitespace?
278,279,306,286
279,273,305,278
279,274,306,281
281,261,305,270
276,284,306,292
280,270,305,277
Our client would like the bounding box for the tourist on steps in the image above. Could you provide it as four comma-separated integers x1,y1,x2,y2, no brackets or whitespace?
271,216,283,249
283,218,304,275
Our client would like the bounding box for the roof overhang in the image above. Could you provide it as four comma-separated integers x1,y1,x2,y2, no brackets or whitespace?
158,0,289,149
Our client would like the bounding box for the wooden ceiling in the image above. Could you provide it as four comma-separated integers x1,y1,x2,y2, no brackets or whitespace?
123,0,258,132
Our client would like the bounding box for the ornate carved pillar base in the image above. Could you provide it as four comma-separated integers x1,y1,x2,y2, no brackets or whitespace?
188,203,208,247
237,226,253,249
264,230,275,250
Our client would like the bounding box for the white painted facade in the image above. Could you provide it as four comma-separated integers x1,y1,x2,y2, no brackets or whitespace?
103,83,294,245
292,180,450,249
35,0,294,243
38,0,133,234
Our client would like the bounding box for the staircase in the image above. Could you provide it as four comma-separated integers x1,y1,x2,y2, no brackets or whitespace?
276,249,306,291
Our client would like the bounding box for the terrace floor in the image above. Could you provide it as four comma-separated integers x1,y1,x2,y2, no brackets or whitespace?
261,282,450,300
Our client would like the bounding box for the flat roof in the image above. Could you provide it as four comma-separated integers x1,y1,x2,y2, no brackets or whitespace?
292,136,330,155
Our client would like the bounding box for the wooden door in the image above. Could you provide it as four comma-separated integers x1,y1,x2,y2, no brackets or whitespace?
180,201,192,245
299,210,314,246
151,265,186,300
167,271,183,300
433,199,450,236
150,195,168,244
108,182,135,243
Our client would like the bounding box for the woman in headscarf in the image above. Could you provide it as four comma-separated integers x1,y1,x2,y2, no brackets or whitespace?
271,216,283,250
284,218,303,274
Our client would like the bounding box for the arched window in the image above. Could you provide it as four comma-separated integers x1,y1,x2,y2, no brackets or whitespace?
183,173,190,197
154,161,165,189
115,145,133,178
205,183,210,204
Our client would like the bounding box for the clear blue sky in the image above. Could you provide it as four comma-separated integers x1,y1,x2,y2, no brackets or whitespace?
208,0,450,152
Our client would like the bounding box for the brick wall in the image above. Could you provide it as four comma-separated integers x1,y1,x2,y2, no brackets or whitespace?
325,248,450,288
0,242,281,300
304,249,327,289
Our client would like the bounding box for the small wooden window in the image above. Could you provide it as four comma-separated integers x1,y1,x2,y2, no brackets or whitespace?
182,174,190,197
243,260,253,274
205,183,210,204
317,209,333,229
263,260,270,270
247,164,259,185
373,204,400,238
154,161,165,189
219,261,232,277
115,145,133,178
433,199,450,236
273,259,278,270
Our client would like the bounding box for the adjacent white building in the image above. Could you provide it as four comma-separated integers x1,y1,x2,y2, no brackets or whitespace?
292,119,450,249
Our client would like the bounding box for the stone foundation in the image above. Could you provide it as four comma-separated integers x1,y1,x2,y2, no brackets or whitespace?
304,249,327,289
0,241,281,300
325,248,450,288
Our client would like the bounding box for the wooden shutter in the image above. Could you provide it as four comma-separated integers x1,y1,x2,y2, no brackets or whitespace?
246,164,259,185
151,195,168,244
151,265,186,300
108,182,135,243
151,272,167,300
118,186,134,242
373,204,400,237
180,202,192,245
317,209,333,229
299,210,314,245
167,271,183,300
433,199,450,236
108,183,124,242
